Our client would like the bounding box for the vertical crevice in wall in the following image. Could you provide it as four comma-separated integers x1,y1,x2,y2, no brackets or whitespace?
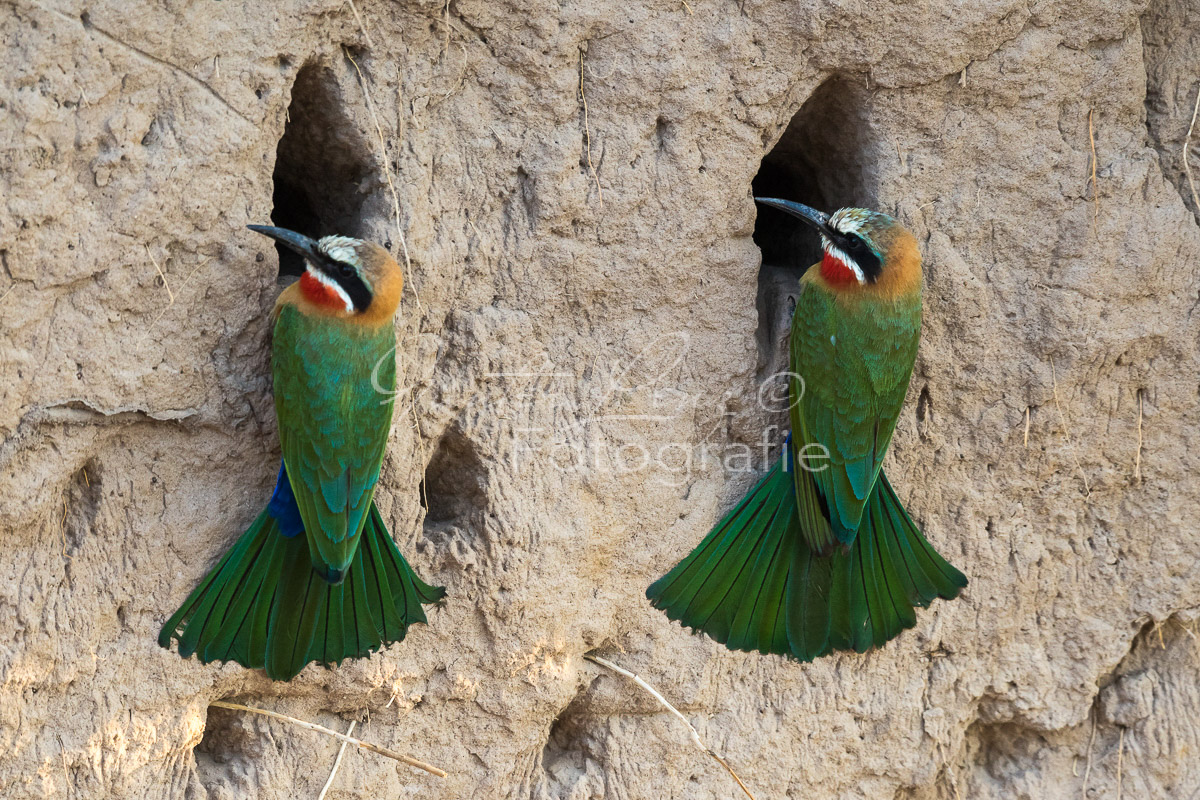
269,60,377,276
751,77,878,380
1141,0,1200,223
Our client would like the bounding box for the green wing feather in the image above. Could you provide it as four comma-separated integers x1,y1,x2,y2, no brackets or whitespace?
789,281,921,544
647,459,834,660
273,306,397,580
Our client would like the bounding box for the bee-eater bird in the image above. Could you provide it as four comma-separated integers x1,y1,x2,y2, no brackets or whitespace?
159,226,445,681
647,199,966,660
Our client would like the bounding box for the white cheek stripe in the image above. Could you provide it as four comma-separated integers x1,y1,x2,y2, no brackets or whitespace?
306,264,355,312
819,239,866,284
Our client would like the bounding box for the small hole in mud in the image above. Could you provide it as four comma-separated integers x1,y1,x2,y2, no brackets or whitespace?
421,426,488,530
195,703,268,795
751,77,877,377
61,459,101,557
916,385,933,439
268,62,376,277
540,690,601,795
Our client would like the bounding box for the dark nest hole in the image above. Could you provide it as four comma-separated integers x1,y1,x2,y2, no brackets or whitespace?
419,426,489,533
62,459,101,558
193,704,267,791
268,61,377,277
540,690,602,793
751,77,878,377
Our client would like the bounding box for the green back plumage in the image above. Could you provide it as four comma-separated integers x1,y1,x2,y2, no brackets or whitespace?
789,280,921,547
273,306,397,579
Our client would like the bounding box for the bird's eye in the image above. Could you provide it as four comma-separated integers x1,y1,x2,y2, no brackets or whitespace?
339,263,354,277
841,235,861,251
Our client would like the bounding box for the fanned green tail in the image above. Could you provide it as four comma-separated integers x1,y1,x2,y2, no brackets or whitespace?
646,459,966,660
159,504,444,681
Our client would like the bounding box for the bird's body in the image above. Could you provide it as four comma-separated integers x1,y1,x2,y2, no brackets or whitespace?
272,299,396,581
160,228,443,681
647,200,965,660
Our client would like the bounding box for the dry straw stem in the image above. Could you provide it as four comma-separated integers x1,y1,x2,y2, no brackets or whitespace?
680,0,694,13
1048,356,1091,497
578,50,604,207
1115,727,1125,800
583,654,757,800
345,0,377,51
145,258,208,336
58,498,70,560
317,719,356,800
1087,109,1099,236
146,245,174,305
341,43,433,500
0,284,14,306
55,734,71,799
430,41,470,107
1184,83,1200,212
1080,710,1097,798
1134,390,1143,482
935,742,964,800
209,701,447,778
439,0,453,56
342,48,420,311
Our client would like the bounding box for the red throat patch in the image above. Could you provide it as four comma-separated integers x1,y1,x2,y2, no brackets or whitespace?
299,270,347,310
820,251,859,287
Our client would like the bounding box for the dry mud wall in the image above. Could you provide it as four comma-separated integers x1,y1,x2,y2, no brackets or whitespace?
2,0,1200,798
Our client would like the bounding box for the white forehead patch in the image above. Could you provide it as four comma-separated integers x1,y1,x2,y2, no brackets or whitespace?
317,235,365,269
828,208,872,238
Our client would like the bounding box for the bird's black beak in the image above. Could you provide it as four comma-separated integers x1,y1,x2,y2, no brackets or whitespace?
247,225,321,266
753,198,836,238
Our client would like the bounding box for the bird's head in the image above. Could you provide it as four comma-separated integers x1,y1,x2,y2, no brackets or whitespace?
754,198,920,296
248,225,403,323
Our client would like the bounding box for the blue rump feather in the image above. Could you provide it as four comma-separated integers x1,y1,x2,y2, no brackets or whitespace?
266,461,305,538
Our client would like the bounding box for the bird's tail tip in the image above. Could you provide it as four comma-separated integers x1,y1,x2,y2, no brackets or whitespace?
158,502,444,681
647,458,966,661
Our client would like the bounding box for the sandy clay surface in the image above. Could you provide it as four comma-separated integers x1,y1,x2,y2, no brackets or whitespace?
3,0,1200,797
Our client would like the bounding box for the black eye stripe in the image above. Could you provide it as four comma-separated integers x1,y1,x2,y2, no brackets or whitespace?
839,233,864,250
832,230,883,283
318,256,372,312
